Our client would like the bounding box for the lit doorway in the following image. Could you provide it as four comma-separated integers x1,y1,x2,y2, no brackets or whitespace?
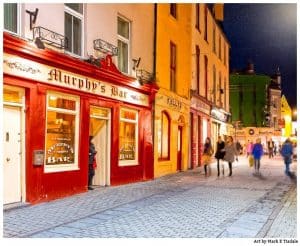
90,106,111,186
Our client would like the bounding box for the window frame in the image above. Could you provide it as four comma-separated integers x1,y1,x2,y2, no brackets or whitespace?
64,3,84,57
117,16,131,75
204,5,208,42
213,25,216,53
158,111,171,161
170,3,177,18
118,107,139,166
204,55,208,99
4,3,21,35
44,91,80,173
195,3,200,31
170,41,177,92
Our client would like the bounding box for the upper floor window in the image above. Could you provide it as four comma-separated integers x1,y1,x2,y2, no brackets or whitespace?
170,42,177,92
204,55,208,98
213,65,216,104
195,3,200,31
118,16,130,74
4,3,19,34
213,25,216,53
218,35,222,59
218,71,222,107
196,45,200,94
224,42,227,66
204,5,208,41
64,3,83,56
170,3,177,18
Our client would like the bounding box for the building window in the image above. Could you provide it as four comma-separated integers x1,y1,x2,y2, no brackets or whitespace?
219,72,222,107
213,25,216,53
224,42,227,66
158,111,170,160
224,77,227,110
204,55,208,98
213,65,216,104
218,35,221,59
4,3,19,34
118,16,130,74
196,45,200,94
170,3,177,18
204,5,208,41
45,92,80,172
64,3,83,56
170,42,177,92
119,108,138,166
195,3,200,31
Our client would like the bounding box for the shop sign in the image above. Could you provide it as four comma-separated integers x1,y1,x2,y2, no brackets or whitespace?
167,97,182,110
3,53,149,107
211,107,228,122
191,97,210,115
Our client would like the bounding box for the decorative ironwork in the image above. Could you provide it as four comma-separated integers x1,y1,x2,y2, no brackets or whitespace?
33,26,68,49
93,39,118,56
136,69,154,84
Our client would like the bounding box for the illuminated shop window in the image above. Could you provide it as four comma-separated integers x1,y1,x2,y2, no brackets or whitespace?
158,111,170,160
64,3,83,56
45,92,79,172
4,3,20,34
119,108,138,166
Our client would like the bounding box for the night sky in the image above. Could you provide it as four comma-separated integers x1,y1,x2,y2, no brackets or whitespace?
222,3,297,109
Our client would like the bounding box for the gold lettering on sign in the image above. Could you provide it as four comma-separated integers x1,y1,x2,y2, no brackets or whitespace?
167,97,182,110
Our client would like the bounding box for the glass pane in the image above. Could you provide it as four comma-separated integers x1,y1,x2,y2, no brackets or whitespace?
118,40,128,73
3,88,22,103
65,3,83,14
48,95,76,110
90,107,109,118
119,121,136,160
73,16,82,55
162,113,169,158
117,17,129,39
4,3,17,33
64,12,72,52
45,111,76,165
120,109,136,121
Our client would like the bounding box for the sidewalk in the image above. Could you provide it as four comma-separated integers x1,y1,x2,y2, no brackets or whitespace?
3,155,297,238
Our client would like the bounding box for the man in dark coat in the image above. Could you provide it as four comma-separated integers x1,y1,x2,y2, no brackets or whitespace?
88,136,97,190
215,136,225,176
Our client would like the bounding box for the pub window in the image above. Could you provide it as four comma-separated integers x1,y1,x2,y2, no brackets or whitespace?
119,108,138,166
170,42,177,92
170,3,177,18
64,3,83,56
195,3,200,31
158,111,170,160
4,3,19,34
45,92,80,172
118,16,130,74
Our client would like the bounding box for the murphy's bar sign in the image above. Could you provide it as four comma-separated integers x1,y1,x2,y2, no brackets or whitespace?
3,53,149,107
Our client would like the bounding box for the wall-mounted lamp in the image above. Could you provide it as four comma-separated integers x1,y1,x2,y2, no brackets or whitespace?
132,57,141,70
34,37,45,49
26,8,39,30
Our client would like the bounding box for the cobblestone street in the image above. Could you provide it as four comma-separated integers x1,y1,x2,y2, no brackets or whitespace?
2,155,297,239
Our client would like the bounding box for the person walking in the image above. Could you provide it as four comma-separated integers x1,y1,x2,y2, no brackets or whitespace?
246,140,254,158
280,138,294,176
223,136,238,176
267,139,274,158
252,138,264,175
88,136,97,190
202,137,213,176
215,136,225,176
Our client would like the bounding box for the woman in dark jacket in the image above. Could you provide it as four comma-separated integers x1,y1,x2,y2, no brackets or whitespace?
88,136,97,190
215,136,225,176
202,137,213,176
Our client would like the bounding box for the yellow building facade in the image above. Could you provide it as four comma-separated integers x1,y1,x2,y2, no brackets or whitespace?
154,4,191,177
281,95,292,137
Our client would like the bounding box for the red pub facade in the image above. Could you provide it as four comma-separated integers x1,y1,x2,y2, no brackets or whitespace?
3,32,158,204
